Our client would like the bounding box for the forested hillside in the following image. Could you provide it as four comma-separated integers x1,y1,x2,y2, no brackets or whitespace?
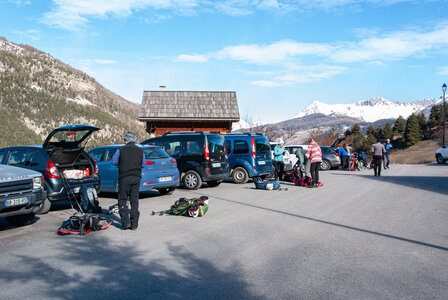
0,37,146,148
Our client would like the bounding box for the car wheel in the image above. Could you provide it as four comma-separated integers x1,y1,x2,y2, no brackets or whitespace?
207,180,221,187
182,171,202,190
320,159,331,171
436,154,445,164
158,187,176,195
6,213,35,227
232,167,249,184
36,198,51,215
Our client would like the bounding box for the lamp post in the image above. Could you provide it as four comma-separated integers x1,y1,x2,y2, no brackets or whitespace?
443,83,447,147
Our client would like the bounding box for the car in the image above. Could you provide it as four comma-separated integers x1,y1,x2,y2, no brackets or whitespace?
88,145,180,195
0,124,101,214
223,133,274,184
141,131,229,190
284,145,341,171
0,164,46,226
435,143,448,164
269,142,293,172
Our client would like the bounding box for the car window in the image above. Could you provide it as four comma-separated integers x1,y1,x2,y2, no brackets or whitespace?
206,134,225,155
7,150,34,167
163,140,181,157
49,130,90,143
0,150,6,164
143,147,170,159
184,141,201,155
234,140,249,154
89,149,104,162
104,148,118,161
321,147,330,154
255,138,270,154
225,140,231,155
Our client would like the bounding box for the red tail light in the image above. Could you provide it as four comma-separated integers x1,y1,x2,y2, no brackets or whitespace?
335,153,339,157
204,146,210,161
94,162,98,175
206,168,210,174
170,158,176,163
44,160,60,178
251,137,256,159
145,160,155,165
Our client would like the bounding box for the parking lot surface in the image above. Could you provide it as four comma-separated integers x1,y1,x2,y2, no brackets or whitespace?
1,164,447,299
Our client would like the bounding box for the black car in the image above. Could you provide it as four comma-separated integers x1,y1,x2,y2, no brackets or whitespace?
0,124,101,214
141,131,229,190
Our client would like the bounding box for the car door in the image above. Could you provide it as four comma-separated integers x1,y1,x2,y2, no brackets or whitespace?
88,148,110,190
101,148,119,190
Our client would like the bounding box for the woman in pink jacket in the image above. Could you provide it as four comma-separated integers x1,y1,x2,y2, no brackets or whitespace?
305,138,322,188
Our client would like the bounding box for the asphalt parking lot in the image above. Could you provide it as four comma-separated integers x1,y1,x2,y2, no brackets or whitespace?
1,164,447,299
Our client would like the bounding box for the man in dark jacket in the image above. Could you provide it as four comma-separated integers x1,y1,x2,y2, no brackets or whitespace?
111,132,144,230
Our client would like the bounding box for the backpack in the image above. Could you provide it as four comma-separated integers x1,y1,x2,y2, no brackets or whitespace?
298,176,312,187
57,214,111,235
254,177,281,190
168,196,209,217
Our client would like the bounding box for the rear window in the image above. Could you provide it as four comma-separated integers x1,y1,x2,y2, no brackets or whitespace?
206,134,225,155
0,150,6,164
6,149,35,167
255,138,270,154
143,147,170,159
49,130,90,143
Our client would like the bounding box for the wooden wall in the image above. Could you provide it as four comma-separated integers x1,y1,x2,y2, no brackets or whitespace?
145,120,233,136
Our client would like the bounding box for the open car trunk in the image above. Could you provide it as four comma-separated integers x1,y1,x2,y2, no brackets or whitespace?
48,148,95,181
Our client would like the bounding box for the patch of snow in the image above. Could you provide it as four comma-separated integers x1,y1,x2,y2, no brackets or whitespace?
66,95,96,107
29,83,42,91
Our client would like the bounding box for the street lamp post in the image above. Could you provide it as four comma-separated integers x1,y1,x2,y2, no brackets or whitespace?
443,83,447,147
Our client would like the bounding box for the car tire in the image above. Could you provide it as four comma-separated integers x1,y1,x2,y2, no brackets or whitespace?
36,198,51,215
157,187,176,195
232,167,249,184
436,154,446,164
207,180,221,187
320,159,331,171
182,171,202,190
6,213,35,227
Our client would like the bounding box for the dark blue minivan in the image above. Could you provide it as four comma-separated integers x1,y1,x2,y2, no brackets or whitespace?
224,133,273,184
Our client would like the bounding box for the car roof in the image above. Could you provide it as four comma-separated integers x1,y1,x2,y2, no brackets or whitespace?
89,144,162,149
0,145,43,150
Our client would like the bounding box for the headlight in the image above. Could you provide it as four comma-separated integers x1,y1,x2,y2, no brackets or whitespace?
33,176,43,189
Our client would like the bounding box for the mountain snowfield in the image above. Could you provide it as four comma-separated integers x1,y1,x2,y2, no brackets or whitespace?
294,97,440,123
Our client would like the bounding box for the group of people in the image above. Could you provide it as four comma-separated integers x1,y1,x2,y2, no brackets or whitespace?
370,138,392,177
273,138,322,188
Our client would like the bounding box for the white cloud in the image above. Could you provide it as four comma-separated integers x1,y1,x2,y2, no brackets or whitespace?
11,29,40,40
251,80,292,87
175,54,208,63
438,66,448,75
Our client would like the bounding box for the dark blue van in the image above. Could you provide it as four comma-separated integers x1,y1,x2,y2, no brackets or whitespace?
224,133,273,184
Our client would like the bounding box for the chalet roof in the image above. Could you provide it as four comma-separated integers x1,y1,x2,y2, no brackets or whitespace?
139,91,240,122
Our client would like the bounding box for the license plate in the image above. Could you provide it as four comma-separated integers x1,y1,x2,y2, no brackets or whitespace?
73,187,81,193
212,163,221,168
159,176,172,182
5,196,29,207
258,160,266,165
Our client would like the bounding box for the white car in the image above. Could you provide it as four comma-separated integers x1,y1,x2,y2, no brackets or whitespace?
270,142,293,172
435,143,448,164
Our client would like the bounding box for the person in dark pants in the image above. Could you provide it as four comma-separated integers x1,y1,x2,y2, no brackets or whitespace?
305,138,322,188
371,140,386,177
273,138,286,181
338,144,349,170
383,139,392,169
111,132,145,230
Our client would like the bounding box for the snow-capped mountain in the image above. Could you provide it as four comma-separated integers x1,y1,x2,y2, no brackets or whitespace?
295,97,439,122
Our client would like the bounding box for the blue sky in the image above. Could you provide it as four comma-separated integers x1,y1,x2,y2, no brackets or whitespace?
1,0,448,123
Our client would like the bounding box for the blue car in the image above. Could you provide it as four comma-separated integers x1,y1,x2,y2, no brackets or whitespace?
88,145,180,195
224,133,274,184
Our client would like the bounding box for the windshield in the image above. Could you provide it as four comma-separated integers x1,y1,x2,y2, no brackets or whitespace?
143,147,170,159
206,134,225,155
49,130,91,143
255,138,270,154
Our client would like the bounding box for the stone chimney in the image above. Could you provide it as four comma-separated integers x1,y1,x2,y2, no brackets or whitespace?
159,85,166,91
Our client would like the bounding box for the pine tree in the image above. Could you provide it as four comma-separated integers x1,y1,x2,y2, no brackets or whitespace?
404,113,420,147
383,122,393,140
416,112,428,140
393,116,406,134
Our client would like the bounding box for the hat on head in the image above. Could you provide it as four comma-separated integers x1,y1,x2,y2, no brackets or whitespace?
124,132,137,143
278,138,284,144
67,130,76,135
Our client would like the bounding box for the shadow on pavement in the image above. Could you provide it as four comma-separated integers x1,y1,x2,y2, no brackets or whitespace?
193,192,448,253
0,237,256,299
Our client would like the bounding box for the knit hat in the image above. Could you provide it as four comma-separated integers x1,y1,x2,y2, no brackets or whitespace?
124,132,137,143
278,138,284,144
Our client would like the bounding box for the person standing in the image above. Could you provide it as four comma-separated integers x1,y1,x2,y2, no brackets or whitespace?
111,132,145,230
383,139,392,169
273,139,286,181
338,144,349,170
371,140,386,177
305,138,322,188
295,147,310,178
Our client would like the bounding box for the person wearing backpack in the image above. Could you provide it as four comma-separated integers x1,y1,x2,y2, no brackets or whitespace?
111,132,145,230
305,138,322,188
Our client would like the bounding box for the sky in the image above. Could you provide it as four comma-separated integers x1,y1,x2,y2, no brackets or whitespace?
1,0,448,124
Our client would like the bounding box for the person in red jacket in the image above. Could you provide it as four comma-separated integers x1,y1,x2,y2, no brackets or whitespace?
305,138,322,188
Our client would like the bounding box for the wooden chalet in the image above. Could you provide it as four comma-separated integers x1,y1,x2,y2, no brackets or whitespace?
139,90,240,136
